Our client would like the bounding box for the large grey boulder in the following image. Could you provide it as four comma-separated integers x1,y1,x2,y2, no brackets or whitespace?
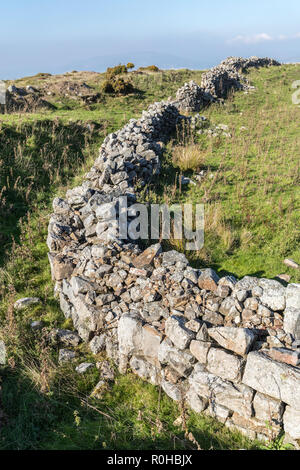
242,351,300,408
189,340,211,364
117,313,143,356
188,363,253,418
283,406,300,439
165,315,195,350
283,307,300,340
253,391,284,423
129,356,160,385
72,295,102,341
286,283,300,309
89,334,106,354
0,340,6,365
141,325,162,364
52,328,81,347
208,327,256,355
58,349,76,363
258,278,286,311
207,347,244,382
186,387,208,413
158,338,195,377
161,379,183,401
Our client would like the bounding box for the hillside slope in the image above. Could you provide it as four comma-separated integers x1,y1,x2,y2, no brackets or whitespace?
0,63,299,450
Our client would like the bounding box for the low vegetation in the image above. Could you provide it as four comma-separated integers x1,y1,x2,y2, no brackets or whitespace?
138,65,160,72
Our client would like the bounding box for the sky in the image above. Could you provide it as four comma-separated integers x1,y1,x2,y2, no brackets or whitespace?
1,0,300,78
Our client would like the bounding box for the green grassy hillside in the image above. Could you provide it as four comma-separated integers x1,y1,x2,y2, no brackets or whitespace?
0,64,299,450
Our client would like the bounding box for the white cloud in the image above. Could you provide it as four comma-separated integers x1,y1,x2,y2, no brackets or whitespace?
228,33,273,44
228,32,300,44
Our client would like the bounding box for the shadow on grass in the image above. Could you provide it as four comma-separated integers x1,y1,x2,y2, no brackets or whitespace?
0,119,102,266
0,367,260,451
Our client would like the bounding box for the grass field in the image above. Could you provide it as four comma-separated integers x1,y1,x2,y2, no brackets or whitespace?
0,64,299,450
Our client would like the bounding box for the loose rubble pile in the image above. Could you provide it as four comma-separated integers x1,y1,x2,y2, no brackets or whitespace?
44,56,300,444
45,80,101,104
1,80,101,113
2,85,55,113
174,56,280,111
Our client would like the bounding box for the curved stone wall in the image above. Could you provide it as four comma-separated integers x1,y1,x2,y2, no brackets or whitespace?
47,56,300,444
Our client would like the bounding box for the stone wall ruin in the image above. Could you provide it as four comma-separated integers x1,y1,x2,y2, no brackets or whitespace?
47,56,300,445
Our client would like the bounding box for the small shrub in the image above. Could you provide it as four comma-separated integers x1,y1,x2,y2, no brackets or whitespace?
113,77,134,95
106,64,127,79
138,65,160,72
101,79,115,93
34,73,52,79
101,77,134,95
126,62,135,70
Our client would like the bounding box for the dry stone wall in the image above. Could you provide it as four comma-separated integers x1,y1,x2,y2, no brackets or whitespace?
47,56,300,444
174,56,281,111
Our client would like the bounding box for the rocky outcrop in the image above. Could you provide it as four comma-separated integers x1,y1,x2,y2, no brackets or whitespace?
46,56,300,444
3,85,55,113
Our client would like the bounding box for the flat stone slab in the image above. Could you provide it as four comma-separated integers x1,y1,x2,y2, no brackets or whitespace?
242,351,300,408
268,347,300,366
75,362,94,374
132,243,162,268
208,327,256,355
14,297,41,310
